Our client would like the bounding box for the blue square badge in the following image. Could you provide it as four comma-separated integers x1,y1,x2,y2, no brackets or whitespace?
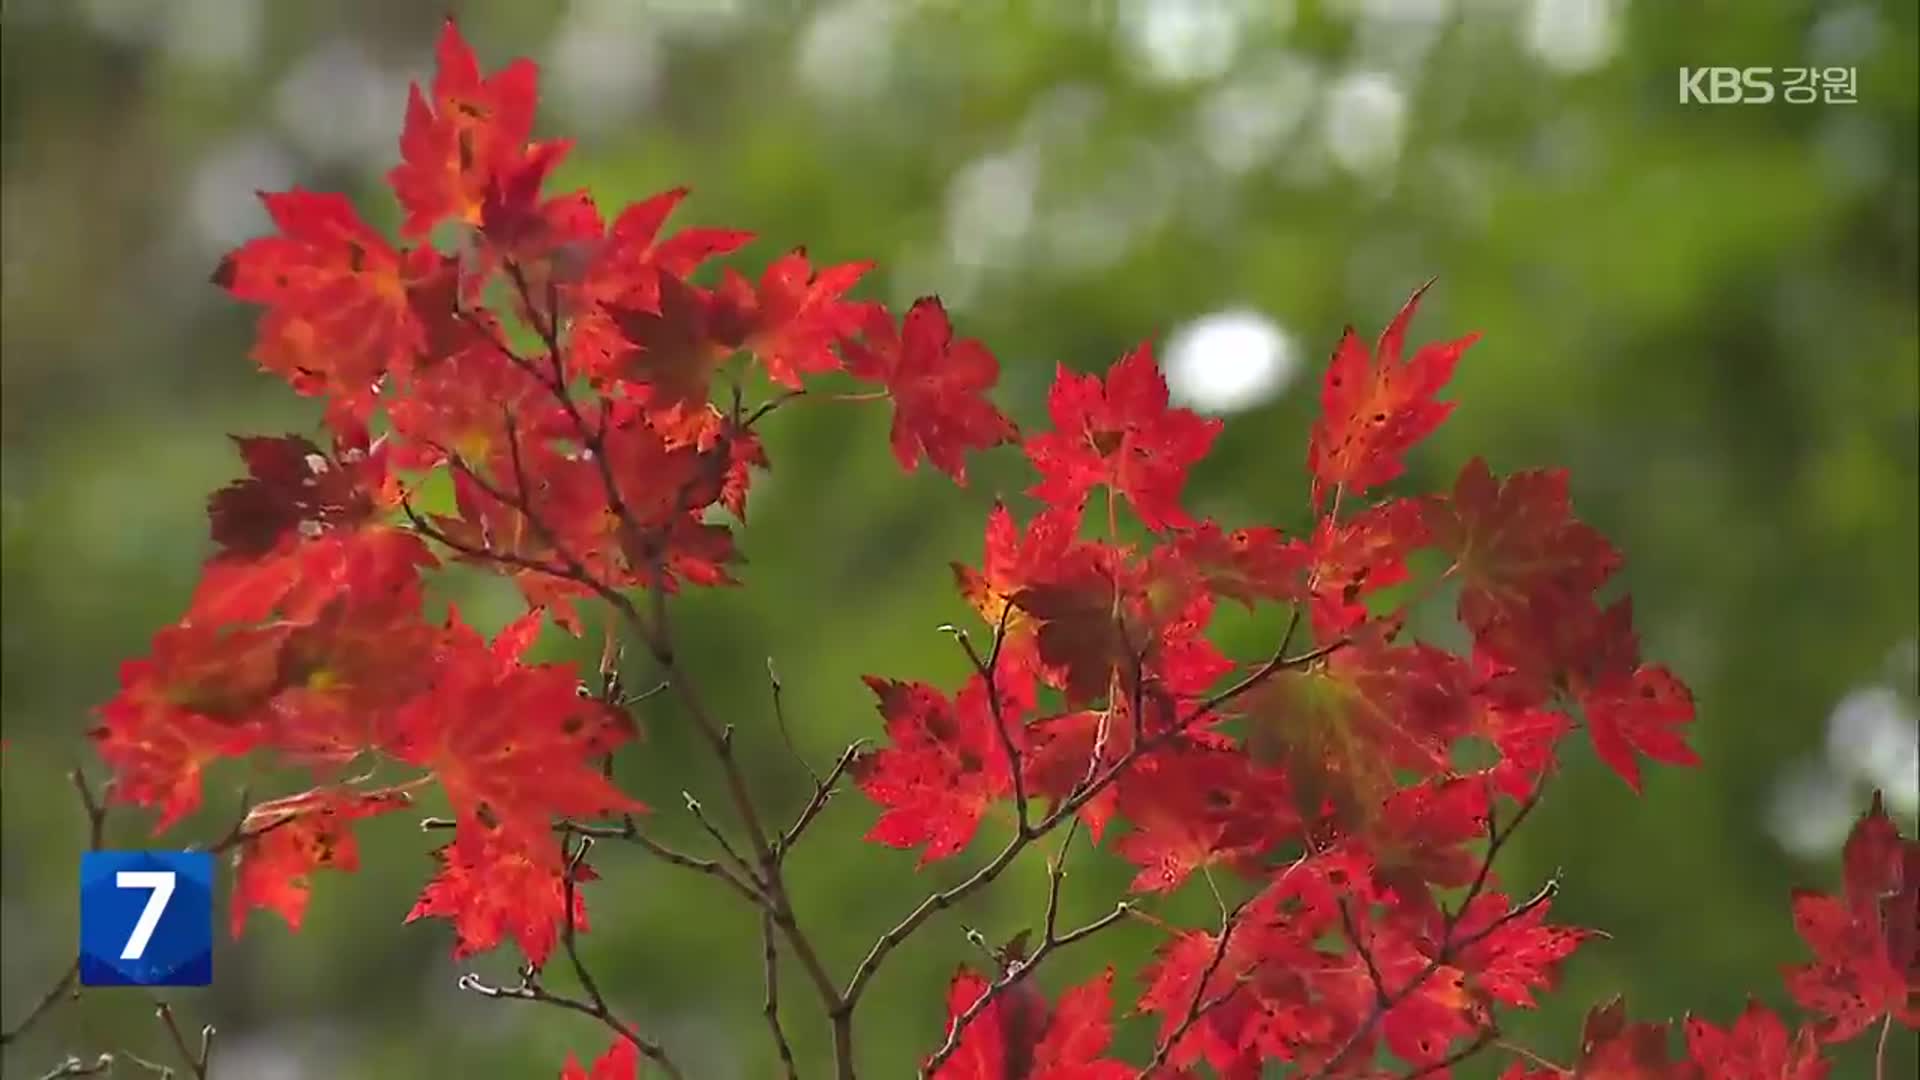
79,851,213,987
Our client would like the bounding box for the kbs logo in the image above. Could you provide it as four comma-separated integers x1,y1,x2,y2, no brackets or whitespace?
1679,67,1774,104
1680,67,1858,105
78,851,214,987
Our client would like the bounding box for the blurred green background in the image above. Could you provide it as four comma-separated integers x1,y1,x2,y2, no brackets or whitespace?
4,1,1916,1077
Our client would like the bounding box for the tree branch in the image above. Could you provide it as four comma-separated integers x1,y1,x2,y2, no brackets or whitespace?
2,769,108,1048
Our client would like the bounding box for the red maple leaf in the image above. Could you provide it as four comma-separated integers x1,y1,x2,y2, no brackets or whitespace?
608,271,736,446
263,585,440,765
1244,626,1473,825
1170,521,1308,610
560,1037,640,1080
566,187,753,381
90,623,286,831
1683,1001,1828,1080
405,831,593,966
229,785,412,936
1306,282,1477,506
386,609,644,864
841,297,1018,483
214,189,426,420
1425,457,1620,668
714,249,875,388
1446,889,1593,1009
388,19,540,238
1025,343,1222,532
1010,542,1231,706
206,427,398,559
1783,791,1919,1042
1304,497,1429,638
1369,777,1491,910
1563,997,1700,1079
952,503,1083,672
1570,601,1700,792
931,967,1131,1080
854,670,1034,865
1113,740,1295,893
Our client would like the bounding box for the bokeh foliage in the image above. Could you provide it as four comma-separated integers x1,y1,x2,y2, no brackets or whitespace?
3,1,1915,1076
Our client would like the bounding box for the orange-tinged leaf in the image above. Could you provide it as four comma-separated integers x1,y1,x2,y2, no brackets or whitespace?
229,786,412,936
215,189,423,418
387,609,643,864
1306,282,1476,505
90,623,286,832
720,249,874,388
388,19,539,238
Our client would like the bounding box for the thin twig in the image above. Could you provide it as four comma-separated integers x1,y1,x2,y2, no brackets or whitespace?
2,770,109,1048
683,792,763,889
780,742,865,856
956,603,1028,836
761,912,800,1080
766,658,820,785
1875,1013,1893,1080
152,1001,211,1080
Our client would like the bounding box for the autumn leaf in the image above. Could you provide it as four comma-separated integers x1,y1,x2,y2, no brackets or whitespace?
1425,457,1620,665
1304,497,1429,638
1244,628,1473,826
854,670,1033,865
1169,521,1308,610
90,623,286,832
931,967,1131,1079
1570,600,1701,793
1306,282,1476,506
1683,1001,1828,1080
1447,890,1593,1009
388,19,540,238
1782,791,1919,1042
215,189,425,419
1112,740,1294,893
717,248,875,388
387,608,644,864
230,785,412,936
1026,343,1222,532
560,1037,640,1080
207,429,396,559
841,296,1018,483
1566,996,1700,1079
405,831,592,966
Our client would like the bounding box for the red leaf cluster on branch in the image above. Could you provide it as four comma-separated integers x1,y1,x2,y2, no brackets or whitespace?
28,18,1906,1080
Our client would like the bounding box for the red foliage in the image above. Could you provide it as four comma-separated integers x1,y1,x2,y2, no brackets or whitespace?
48,17,1912,1080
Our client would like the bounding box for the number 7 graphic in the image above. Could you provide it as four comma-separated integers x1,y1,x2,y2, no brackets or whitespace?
115,870,176,960
79,851,212,987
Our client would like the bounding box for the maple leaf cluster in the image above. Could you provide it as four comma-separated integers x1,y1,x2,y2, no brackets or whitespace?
53,19,1911,1080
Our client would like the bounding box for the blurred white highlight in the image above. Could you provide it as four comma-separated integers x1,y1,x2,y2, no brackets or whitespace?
1163,310,1297,414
